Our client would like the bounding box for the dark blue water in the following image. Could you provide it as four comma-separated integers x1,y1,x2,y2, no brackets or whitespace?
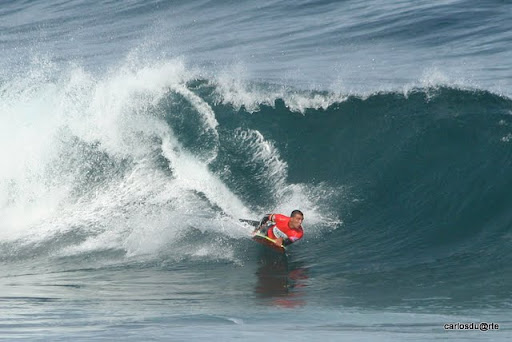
1,1,511,340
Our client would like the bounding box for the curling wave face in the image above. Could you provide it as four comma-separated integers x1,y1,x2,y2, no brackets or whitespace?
1,59,511,310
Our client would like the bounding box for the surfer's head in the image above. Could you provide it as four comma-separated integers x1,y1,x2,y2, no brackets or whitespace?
289,210,304,229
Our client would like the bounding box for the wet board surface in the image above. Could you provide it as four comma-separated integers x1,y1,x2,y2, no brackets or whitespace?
252,232,286,254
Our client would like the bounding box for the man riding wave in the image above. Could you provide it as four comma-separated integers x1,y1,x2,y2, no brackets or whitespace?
253,210,304,247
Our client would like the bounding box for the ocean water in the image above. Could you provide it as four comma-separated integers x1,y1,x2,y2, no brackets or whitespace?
1,0,512,340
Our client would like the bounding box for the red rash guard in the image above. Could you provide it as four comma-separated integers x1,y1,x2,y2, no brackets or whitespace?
267,214,303,243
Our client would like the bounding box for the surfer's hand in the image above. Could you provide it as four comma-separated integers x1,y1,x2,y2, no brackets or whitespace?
274,237,283,247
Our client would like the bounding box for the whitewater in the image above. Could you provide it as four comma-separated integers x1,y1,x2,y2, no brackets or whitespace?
1,0,511,341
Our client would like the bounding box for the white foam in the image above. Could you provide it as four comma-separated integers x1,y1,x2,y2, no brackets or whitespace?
212,63,512,114
232,128,288,190
161,132,252,219
0,57,253,259
0,55,346,262
213,65,349,113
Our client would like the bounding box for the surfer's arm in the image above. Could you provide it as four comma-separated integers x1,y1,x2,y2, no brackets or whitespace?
255,214,274,232
260,214,270,225
261,214,274,224
282,232,302,246
274,237,284,247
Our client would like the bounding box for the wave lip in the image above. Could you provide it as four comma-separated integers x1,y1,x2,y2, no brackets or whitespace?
1,57,511,306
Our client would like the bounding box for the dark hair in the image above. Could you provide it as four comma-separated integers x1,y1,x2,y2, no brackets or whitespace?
290,210,304,218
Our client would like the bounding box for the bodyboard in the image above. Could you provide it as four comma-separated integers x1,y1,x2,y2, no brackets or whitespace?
252,232,286,254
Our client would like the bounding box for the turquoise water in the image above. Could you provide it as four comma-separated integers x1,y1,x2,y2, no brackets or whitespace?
1,0,511,340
